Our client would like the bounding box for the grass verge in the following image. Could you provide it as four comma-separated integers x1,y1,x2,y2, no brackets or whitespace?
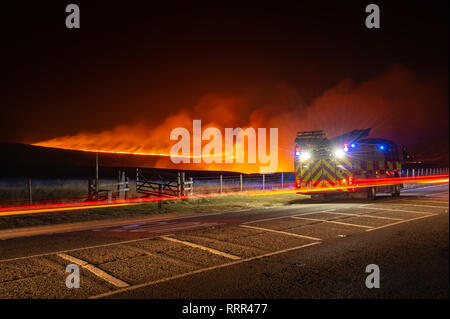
0,193,308,230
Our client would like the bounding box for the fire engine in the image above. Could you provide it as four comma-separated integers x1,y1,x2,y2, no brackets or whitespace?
294,128,403,199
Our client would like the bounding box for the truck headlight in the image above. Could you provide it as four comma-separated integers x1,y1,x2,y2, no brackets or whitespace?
300,152,311,161
334,149,345,158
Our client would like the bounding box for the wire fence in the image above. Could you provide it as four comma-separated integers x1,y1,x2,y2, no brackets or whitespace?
191,172,296,194
403,168,449,177
0,167,448,207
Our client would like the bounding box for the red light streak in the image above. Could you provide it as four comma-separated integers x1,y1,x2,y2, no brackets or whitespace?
0,174,447,217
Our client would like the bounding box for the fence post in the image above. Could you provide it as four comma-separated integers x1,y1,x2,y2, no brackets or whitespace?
177,172,181,197
117,170,121,199
119,171,126,200
189,177,193,196
136,168,139,194
28,178,32,206
412,169,415,178
220,175,223,193
95,152,99,195
240,174,243,192
181,172,185,196
406,169,409,178
88,179,92,200
281,172,284,189
262,173,265,190
158,184,162,209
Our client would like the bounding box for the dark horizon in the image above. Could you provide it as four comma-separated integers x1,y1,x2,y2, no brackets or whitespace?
1,1,448,166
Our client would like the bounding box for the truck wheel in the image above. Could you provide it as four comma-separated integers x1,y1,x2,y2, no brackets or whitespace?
392,185,401,197
368,187,376,200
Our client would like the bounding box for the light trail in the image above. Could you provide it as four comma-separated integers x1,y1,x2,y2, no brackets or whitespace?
0,175,447,217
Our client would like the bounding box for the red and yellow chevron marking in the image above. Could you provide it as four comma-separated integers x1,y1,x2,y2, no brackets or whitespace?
335,159,352,179
310,160,323,186
322,158,337,186
300,162,312,184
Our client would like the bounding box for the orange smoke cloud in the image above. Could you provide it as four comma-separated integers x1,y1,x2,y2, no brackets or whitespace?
34,64,448,172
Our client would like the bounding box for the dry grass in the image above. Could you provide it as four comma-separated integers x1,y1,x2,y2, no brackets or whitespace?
0,193,308,230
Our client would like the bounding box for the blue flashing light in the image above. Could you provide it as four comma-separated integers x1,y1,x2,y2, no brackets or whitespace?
351,143,356,148
295,151,300,156
379,145,385,150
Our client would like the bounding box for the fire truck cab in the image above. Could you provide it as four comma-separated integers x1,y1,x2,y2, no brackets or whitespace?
294,128,403,199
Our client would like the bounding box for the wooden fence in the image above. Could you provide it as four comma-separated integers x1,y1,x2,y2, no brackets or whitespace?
88,170,130,201
136,169,193,198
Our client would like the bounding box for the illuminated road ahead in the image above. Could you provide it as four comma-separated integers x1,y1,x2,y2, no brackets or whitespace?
0,183,448,298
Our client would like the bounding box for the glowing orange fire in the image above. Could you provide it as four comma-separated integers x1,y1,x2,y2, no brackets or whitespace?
33,65,449,173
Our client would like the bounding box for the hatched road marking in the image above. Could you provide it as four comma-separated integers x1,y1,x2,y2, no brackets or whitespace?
325,212,403,221
57,253,130,288
89,241,322,299
291,216,374,229
357,206,435,214
362,202,447,209
365,214,437,232
160,235,241,260
240,224,322,241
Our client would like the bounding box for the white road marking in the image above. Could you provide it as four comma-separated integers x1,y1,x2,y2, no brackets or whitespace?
397,199,449,204
57,253,129,288
0,237,169,264
239,224,322,241
326,212,403,221
241,209,336,225
128,222,221,233
365,202,447,209
89,241,322,299
365,214,436,232
356,206,433,215
291,216,374,229
160,236,241,260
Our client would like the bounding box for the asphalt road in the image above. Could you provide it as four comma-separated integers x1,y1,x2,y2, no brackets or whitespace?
0,183,448,298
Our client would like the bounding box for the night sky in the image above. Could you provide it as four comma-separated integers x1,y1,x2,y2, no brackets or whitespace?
1,1,448,167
